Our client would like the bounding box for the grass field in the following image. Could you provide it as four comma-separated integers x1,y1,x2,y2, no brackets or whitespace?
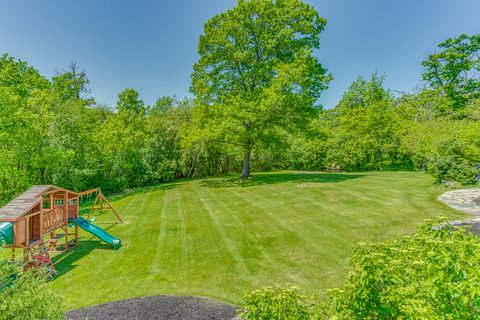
50,171,466,309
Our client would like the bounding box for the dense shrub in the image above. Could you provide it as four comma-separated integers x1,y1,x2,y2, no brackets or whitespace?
431,157,478,185
430,140,479,185
238,286,323,320
330,220,480,319
0,249,64,320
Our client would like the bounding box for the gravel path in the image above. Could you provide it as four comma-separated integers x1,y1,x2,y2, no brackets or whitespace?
66,296,238,320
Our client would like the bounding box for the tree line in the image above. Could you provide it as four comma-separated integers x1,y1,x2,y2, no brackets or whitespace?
0,0,478,205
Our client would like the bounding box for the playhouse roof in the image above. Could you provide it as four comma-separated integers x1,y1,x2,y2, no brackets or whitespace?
0,185,78,222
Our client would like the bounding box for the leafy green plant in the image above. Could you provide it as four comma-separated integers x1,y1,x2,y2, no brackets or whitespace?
430,140,479,185
238,286,324,320
0,248,64,320
329,219,480,319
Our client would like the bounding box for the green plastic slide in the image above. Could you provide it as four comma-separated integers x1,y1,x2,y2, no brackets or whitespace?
69,217,121,250
0,222,14,245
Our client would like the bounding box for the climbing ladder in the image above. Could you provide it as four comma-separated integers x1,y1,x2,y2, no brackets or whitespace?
26,243,57,277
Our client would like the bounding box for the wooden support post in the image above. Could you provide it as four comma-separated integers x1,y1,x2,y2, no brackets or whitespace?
100,192,124,224
74,225,78,246
87,193,100,220
25,216,29,247
75,197,79,219
100,193,104,209
23,248,29,272
13,223,17,247
64,190,69,251
64,192,68,224
11,248,15,261
64,226,69,251
39,205,43,242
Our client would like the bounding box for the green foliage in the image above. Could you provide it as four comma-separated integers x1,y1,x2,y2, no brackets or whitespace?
307,73,412,171
238,286,323,320
191,0,331,177
422,34,480,110
0,248,64,320
0,25,478,207
0,55,212,202
117,88,147,116
330,220,480,319
430,140,479,185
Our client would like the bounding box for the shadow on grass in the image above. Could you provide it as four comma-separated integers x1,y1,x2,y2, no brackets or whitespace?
52,240,115,279
106,182,179,202
201,172,364,188
78,182,179,207
77,182,179,217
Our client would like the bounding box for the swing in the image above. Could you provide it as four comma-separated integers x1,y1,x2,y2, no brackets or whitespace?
77,188,123,223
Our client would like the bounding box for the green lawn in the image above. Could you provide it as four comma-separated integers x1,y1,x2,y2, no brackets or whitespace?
50,171,466,309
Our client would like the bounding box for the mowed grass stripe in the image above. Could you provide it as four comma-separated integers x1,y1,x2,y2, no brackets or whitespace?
200,185,282,273
242,182,350,252
257,182,354,247
176,188,190,275
223,186,331,285
150,188,171,273
189,181,252,277
234,183,349,284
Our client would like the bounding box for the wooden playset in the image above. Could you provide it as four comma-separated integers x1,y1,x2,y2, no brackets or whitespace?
0,185,123,273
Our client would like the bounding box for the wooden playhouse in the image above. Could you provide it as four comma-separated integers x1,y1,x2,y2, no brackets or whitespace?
0,185,122,272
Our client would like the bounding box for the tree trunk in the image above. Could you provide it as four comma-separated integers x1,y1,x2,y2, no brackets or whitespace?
188,153,197,178
241,150,251,179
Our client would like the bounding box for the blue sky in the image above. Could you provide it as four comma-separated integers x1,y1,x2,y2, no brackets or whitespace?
0,0,479,108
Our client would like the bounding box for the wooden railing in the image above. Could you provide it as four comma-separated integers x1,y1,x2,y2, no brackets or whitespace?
42,209,65,234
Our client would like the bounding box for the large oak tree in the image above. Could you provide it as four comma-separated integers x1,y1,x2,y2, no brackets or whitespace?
191,0,331,178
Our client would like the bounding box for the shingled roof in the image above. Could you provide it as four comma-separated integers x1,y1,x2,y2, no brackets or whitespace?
0,185,54,221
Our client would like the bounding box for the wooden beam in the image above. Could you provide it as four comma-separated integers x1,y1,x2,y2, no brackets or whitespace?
99,192,124,224
77,188,100,197
86,193,100,220
41,187,79,197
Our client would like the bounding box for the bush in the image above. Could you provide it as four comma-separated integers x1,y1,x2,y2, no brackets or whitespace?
430,140,479,185
0,249,64,320
431,157,478,185
238,286,323,320
329,220,480,319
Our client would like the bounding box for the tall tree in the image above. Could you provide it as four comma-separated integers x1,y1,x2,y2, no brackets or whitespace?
191,0,331,178
116,88,146,116
422,33,480,111
318,73,411,171
0,54,51,200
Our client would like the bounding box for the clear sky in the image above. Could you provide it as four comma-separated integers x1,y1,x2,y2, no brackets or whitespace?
1,0,479,108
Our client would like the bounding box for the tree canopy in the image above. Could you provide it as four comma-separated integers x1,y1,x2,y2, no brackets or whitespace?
422,33,480,111
0,14,478,205
191,0,332,178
